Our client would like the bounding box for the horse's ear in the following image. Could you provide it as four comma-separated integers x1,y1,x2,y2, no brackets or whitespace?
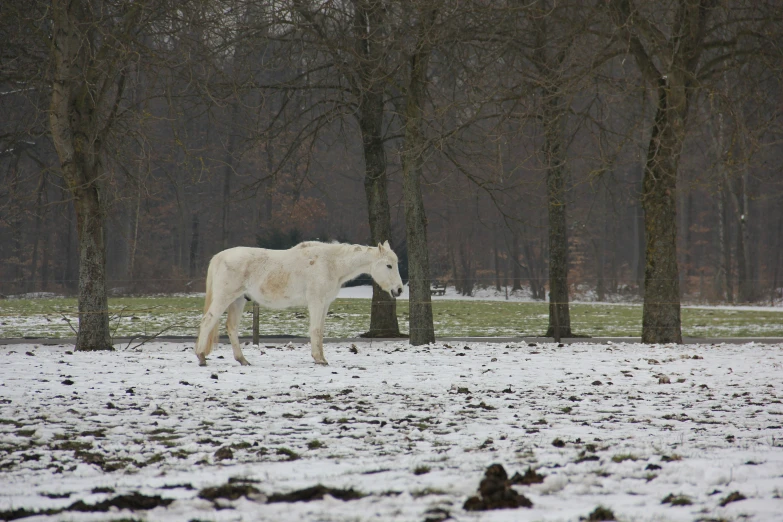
383,240,391,251
377,242,385,254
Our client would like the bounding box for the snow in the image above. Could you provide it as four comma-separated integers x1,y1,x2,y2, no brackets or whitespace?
2,340,783,521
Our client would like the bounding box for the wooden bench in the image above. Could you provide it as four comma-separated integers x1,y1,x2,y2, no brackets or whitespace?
430,282,447,296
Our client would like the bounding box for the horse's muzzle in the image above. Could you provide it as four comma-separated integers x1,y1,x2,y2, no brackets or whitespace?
391,287,403,298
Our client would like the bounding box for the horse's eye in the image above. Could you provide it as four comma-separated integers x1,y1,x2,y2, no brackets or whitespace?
386,264,392,269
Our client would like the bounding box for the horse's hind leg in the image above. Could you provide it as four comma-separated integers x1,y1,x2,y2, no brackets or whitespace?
226,297,250,366
195,304,225,366
308,301,329,365
196,294,239,366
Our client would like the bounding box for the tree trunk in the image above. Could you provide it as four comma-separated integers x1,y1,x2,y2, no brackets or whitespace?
494,226,502,292
189,213,200,279
72,185,112,349
459,240,474,297
771,213,782,305
729,170,754,302
355,0,401,338
543,95,572,337
511,234,522,291
609,0,716,342
593,238,605,302
633,176,646,295
10,151,23,293
401,6,436,346
640,79,683,344
682,190,693,295
49,0,124,350
719,182,733,302
63,201,75,292
29,174,47,293
220,103,240,251
40,222,51,292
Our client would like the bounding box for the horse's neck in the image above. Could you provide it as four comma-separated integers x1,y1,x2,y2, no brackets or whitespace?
335,246,377,284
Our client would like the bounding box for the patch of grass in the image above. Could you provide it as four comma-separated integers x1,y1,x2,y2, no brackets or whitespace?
52,440,93,452
149,434,181,442
199,481,261,502
170,449,192,459
611,453,639,463
662,493,692,506
413,465,431,475
148,428,176,435
718,491,746,506
267,485,363,503
583,506,616,521
276,447,300,461
144,454,166,466
307,440,326,450
411,487,448,498
6,295,783,338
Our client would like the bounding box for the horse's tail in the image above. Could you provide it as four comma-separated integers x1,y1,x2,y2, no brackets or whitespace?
196,256,220,357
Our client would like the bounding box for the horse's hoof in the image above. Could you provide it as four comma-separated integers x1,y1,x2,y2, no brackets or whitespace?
197,354,207,366
237,359,251,366
314,360,329,366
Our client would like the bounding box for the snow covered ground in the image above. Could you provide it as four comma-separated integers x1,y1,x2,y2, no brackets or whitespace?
2,340,783,521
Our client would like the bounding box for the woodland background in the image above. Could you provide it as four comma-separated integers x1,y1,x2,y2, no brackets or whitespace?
1,0,782,306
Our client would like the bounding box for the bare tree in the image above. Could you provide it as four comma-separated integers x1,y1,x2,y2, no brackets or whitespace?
609,0,714,343
400,1,438,345
608,0,782,340
49,0,142,349
272,0,403,336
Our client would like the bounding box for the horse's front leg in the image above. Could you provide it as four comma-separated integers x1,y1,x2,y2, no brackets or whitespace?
307,302,328,365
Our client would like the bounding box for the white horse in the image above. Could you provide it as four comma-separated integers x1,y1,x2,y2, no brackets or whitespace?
195,240,404,366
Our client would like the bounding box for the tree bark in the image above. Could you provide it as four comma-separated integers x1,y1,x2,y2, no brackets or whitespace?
401,6,437,346
493,225,502,292
543,95,572,337
729,170,755,302
29,173,47,292
220,103,240,251
511,234,522,291
354,0,401,338
189,213,200,279
639,78,684,343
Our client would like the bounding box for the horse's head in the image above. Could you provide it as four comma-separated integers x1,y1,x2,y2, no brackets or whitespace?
372,241,404,298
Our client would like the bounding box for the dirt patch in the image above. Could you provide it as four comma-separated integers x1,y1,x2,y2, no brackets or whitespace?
463,464,533,511
267,485,364,503
719,491,746,507
199,480,263,502
510,467,546,485
68,492,174,512
1,492,173,520
0,507,60,521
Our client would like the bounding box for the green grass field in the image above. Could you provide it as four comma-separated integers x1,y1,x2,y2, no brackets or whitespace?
1,295,782,340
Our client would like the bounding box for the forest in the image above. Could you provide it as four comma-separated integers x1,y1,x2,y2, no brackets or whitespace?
1,1,782,347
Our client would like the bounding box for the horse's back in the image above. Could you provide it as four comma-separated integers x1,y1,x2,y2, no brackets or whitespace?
211,245,333,308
